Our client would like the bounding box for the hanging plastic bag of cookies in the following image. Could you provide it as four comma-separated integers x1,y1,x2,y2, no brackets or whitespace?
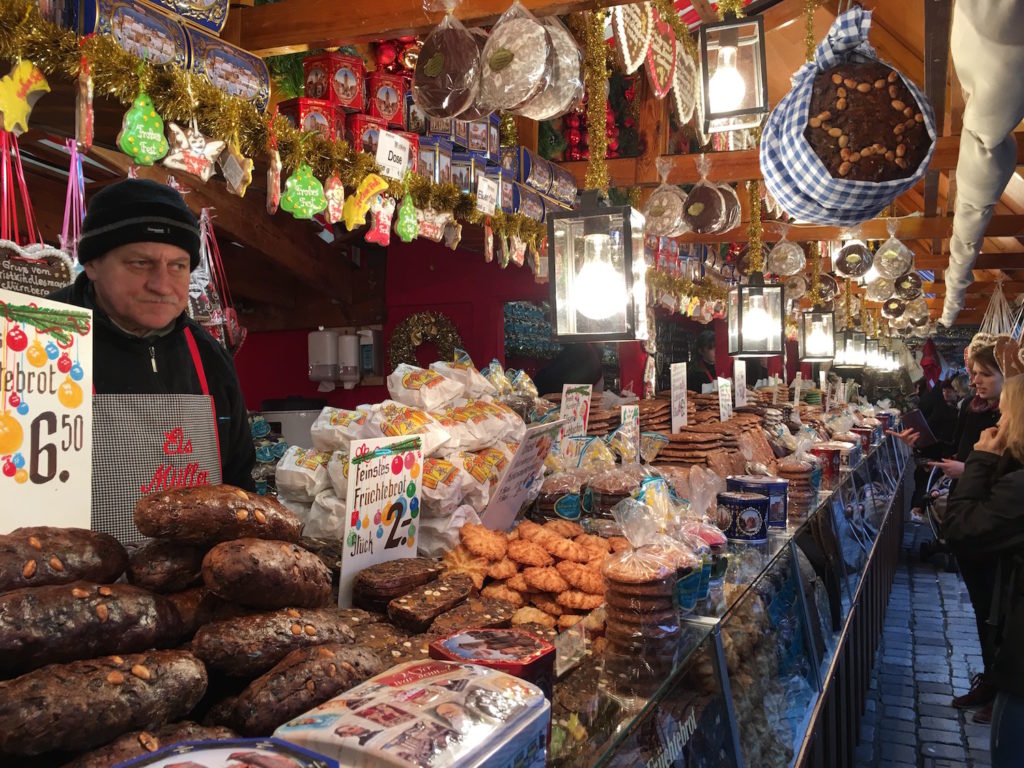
413,9,483,118
682,155,727,235
514,15,583,121
643,157,689,237
479,1,553,113
766,222,806,277
639,431,669,464
481,359,514,398
874,218,914,279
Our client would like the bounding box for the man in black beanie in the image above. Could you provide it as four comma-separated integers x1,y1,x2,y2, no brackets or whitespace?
50,179,255,542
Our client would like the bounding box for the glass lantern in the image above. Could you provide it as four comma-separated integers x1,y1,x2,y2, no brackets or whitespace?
548,191,647,342
834,329,866,369
699,14,769,134
865,337,880,368
799,308,835,362
728,272,784,357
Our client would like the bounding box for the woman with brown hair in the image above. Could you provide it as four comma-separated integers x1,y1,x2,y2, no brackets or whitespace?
942,374,1024,764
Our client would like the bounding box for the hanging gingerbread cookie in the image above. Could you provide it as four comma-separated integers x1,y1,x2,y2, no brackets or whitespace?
164,119,226,182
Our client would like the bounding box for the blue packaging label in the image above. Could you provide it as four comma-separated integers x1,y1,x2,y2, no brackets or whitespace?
674,569,702,614
554,493,582,521
581,487,594,515
697,557,712,600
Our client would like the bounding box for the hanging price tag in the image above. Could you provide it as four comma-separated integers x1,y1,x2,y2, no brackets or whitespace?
375,130,411,180
733,360,747,408
792,372,803,407
475,176,499,215
670,362,688,431
620,405,640,463
718,377,733,422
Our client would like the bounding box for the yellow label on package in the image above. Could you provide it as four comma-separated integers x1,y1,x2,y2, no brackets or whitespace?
294,448,331,470
401,369,445,391
423,458,459,490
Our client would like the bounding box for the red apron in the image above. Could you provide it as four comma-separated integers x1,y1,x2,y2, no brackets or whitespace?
91,327,222,544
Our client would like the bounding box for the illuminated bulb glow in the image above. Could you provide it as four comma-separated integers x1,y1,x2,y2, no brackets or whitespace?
573,233,627,321
741,293,772,342
709,46,746,113
806,318,830,357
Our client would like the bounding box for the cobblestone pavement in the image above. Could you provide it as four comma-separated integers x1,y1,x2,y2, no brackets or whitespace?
855,521,989,768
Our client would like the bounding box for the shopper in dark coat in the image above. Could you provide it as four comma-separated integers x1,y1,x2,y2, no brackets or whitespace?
686,330,718,393
942,374,1024,764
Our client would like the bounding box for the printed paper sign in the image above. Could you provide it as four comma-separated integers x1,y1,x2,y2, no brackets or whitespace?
772,377,779,405
792,372,803,407
733,360,747,408
482,419,565,532
375,130,411,180
0,289,92,532
475,176,498,215
559,383,592,445
670,362,688,432
819,371,827,391
717,377,732,422
620,404,640,463
340,434,422,607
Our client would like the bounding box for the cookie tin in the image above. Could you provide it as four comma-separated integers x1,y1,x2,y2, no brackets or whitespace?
186,25,271,113
489,114,501,161
465,116,490,155
726,475,789,529
303,52,365,112
512,183,545,222
347,113,387,155
427,116,469,149
500,145,518,176
486,166,515,213
810,443,841,490
517,147,553,195
715,490,770,543
406,92,427,135
835,439,861,469
850,427,873,453
452,152,473,194
82,0,189,70
277,97,339,141
367,71,407,129
547,162,578,207
145,0,227,34
429,628,556,699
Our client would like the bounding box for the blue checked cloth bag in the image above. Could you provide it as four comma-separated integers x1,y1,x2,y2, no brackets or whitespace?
760,8,937,225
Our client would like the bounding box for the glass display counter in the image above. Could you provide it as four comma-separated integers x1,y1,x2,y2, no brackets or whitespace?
551,437,911,768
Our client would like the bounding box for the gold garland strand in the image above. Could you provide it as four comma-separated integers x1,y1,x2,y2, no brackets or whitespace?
0,0,538,242
645,268,729,303
499,113,517,147
649,0,699,63
806,241,824,307
573,9,610,193
747,180,763,273
716,0,746,19
804,0,817,63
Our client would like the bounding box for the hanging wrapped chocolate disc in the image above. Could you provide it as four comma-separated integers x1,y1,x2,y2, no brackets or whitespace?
895,271,923,300
413,14,482,118
834,241,873,278
865,277,895,302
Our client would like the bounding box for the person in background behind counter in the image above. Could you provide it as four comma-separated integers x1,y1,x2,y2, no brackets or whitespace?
687,330,717,392
533,342,604,396
49,179,256,543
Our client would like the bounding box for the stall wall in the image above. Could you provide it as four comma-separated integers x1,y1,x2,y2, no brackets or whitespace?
234,239,547,410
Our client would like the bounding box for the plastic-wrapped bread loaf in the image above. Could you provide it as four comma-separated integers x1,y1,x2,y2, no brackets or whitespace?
0,527,128,594
0,650,208,755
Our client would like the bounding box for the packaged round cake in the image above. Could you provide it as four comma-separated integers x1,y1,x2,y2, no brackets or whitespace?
882,296,906,318
683,157,726,234
767,240,806,277
455,27,494,121
479,2,552,112
865,276,894,302
874,236,913,278
514,17,582,121
413,14,482,118
717,183,742,232
894,271,923,299
833,241,873,278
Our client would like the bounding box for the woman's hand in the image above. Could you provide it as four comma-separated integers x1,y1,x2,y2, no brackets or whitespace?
888,428,920,447
975,426,1006,455
928,458,966,479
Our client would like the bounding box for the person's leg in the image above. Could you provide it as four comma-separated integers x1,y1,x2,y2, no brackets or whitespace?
953,554,999,707
990,691,1024,767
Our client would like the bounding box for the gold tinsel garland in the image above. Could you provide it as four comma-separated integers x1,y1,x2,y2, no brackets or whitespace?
747,180,763,273
649,0,699,63
805,0,817,63
575,9,610,193
0,0,536,243
388,311,463,371
806,241,824,307
646,268,728,304
716,0,746,19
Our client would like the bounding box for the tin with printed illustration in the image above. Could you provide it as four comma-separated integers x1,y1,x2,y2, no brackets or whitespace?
716,491,769,543
726,475,789,529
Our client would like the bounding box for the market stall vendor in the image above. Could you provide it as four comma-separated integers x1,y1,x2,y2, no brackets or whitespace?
687,330,718,392
50,179,255,542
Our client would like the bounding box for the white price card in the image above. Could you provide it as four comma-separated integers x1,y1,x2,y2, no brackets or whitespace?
340,435,422,607
718,377,733,422
375,130,411,180
792,372,803,407
670,362,688,432
733,359,747,408
0,289,92,533
475,176,499,215
559,384,592,446
482,420,564,532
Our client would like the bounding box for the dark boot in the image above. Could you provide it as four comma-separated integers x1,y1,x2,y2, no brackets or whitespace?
972,701,994,724
952,673,996,709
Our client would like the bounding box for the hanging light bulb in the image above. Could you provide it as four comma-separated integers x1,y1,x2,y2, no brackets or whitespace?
572,233,627,321
742,291,772,342
806,316,830,356
709,44,746,113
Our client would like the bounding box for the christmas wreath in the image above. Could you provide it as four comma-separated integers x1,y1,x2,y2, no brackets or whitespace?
388,311,464,371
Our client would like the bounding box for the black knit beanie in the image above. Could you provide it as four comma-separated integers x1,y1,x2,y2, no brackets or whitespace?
79,179,201,270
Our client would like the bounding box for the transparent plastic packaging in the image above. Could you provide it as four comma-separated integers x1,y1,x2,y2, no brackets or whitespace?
874,238,913,279
644,158,688,238
514,16,583,120
683,155,726,234
894,271,922,300
479,1,552,111
766,224,806,277
413,14,482,118
865,276,895,302
430,348,497,399
275,446,332,502
387,363,465,411
455,28,495,121
833,240,873,278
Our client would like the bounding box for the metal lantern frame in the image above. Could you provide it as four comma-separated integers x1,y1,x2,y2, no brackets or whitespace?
798,306,836,362
865,337,880,368
698,14,770,135
547,190,648,343
834,328,866,369
728,272,785,358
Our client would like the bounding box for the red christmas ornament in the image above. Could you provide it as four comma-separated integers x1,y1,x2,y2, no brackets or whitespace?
624,117,637,130
605,125,619,139
8,392,19,408
375,41,399,70
565,113,580,129
2,459,15,478
624,84,636,102
565,147,581,161
57,354,72,374
5,326,27,353
607,138,619,154
565,127,581,147
580,148,590,160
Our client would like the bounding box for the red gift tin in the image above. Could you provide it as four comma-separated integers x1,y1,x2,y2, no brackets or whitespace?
429,628,555,699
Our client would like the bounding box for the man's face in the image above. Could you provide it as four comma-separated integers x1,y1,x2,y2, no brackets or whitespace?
84,242,190,334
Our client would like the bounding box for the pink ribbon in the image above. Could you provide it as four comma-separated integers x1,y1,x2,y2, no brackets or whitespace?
61,138,86,263
1,131,42,245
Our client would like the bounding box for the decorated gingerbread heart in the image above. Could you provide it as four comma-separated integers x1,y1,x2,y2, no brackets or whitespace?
645,8,676,100
612,3,653,76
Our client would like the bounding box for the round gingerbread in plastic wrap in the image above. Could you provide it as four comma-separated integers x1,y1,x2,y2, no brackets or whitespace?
479,3,552,111
718,183,742,232
515,17,582,120
833,241,873,278
865,276,894,302
785,274,807,301
643,184,687,237
767,240,806,277
413,14,482,118
874,236,913,279
895,271,923,300
455,28,494,121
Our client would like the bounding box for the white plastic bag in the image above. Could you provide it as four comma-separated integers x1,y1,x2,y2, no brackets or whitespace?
430,349,497,398
387,363,465,410
327,450,351,498
370,400,452,457
275,446,332,502
310,406,377,451
419,504,482,558
307,489,348,538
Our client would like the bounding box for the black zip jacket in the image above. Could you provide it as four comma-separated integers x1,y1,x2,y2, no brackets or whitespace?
942,450,1024,696
50,273,256,490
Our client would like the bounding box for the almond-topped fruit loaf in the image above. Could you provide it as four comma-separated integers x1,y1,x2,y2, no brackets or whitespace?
0,526,128,594
201,538,332,609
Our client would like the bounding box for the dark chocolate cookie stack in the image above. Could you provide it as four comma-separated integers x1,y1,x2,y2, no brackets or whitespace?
803,62,928,182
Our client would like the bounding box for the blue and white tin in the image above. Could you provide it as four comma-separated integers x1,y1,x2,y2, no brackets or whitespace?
186,26,271,112
83,0,189,70
716,491,770,543
727,475,789,529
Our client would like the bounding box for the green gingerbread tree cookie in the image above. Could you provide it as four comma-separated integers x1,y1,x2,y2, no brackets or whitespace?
117,91,168,165
280,164,327,219
394,193,419,242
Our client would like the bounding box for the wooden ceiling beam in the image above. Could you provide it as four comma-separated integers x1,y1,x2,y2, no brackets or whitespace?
917,252,1024,270
921,0,953,245
563,132,1024,187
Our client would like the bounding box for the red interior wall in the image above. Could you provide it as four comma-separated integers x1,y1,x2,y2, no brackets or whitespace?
234,240,548,410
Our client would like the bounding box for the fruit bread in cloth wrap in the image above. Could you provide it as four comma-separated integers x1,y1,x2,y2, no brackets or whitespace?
759,7,935,225
135,485,303,546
